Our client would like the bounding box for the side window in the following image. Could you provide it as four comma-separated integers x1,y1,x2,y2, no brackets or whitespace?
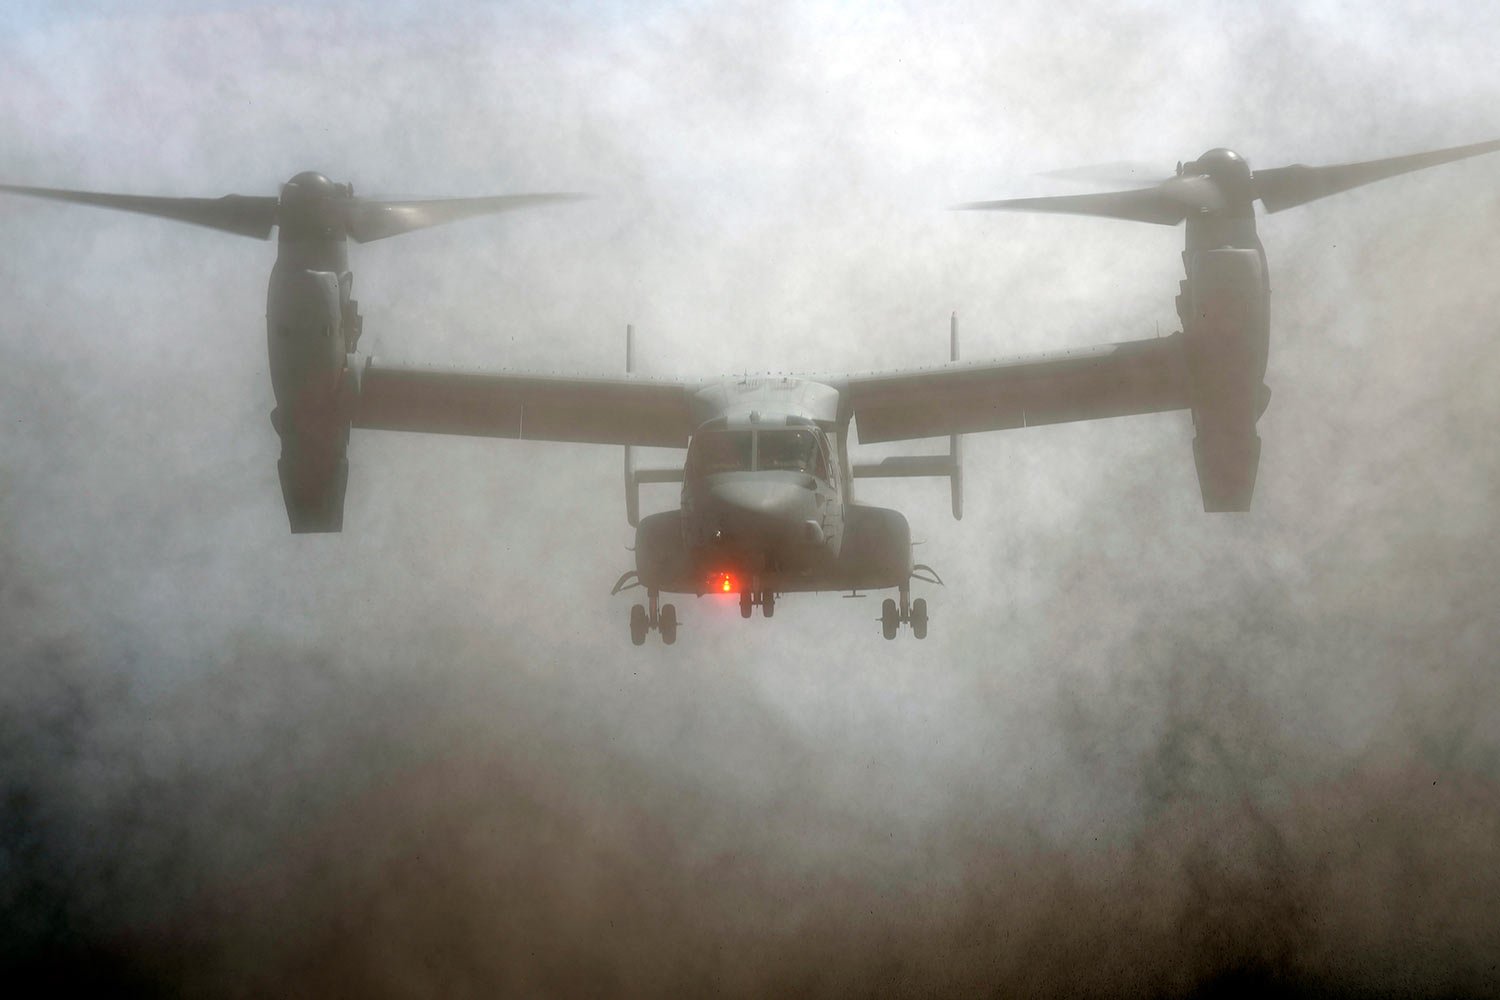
813,431,834,482
813,434,830,481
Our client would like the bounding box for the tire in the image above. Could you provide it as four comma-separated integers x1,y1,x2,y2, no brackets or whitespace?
762,592,775,618
740,592,753,619
910,598,928,640
881,598,899,640
630,604,649,646
660,604,678,645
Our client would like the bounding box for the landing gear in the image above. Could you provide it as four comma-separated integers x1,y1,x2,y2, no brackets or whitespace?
659,603,678,645
630,603,649,646
878,586,932,640
910,598,928,640
740,587,775,619
628,589,680,645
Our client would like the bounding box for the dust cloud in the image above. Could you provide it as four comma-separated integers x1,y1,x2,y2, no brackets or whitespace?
3,2,1500,997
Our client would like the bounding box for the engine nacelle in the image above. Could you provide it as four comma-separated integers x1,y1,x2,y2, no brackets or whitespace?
1179,247,1269,512
266,265,352,533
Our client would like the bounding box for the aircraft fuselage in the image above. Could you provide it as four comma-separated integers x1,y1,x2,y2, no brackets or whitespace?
630,377,915,601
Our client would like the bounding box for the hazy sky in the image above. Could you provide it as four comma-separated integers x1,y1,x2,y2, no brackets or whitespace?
3,2,1499,995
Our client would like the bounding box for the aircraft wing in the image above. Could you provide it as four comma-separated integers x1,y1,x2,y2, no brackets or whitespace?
846,335,1188,443
352,361,698,447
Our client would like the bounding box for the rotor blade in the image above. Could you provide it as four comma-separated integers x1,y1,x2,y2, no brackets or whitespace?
954,175,1224,226
1037,161,1173,187
0,183,278,238
343,193,590,243
1253,137,1500,213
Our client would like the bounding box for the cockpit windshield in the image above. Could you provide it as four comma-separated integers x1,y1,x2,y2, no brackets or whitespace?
756,429,821,475
686,427,830,479
688,430,754,475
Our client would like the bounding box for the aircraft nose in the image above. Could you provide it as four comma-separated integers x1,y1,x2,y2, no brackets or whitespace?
706,478,816,535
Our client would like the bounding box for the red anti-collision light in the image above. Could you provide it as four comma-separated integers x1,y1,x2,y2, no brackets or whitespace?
708,572,738,594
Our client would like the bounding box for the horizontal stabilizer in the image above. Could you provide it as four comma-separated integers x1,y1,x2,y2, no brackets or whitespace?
853,450,963,520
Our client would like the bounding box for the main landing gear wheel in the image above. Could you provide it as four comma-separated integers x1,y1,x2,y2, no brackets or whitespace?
910,598,928,640
627,589,680,645
878,586,934,639
740,592,753,619
761,591,775,618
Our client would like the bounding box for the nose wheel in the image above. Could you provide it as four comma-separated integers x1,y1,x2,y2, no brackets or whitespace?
880,586,931,640
740,587,776,619
629,589,678,645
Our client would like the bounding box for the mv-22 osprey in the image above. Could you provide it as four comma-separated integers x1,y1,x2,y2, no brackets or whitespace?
5,137,1498,643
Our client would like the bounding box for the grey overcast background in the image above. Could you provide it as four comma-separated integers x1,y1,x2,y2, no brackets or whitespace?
3,1,1499,996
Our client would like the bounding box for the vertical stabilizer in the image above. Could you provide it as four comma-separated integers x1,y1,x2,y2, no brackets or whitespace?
949,312,964,520
624,324,639,526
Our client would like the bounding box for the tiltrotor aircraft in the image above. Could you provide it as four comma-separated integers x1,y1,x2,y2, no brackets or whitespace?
5,137,1497,643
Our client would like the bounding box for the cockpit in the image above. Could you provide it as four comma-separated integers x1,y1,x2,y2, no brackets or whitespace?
685,426,832,481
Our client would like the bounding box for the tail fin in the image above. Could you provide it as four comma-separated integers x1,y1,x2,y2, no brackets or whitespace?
949,312,964,520
624,324,638,525
851,313,964,520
